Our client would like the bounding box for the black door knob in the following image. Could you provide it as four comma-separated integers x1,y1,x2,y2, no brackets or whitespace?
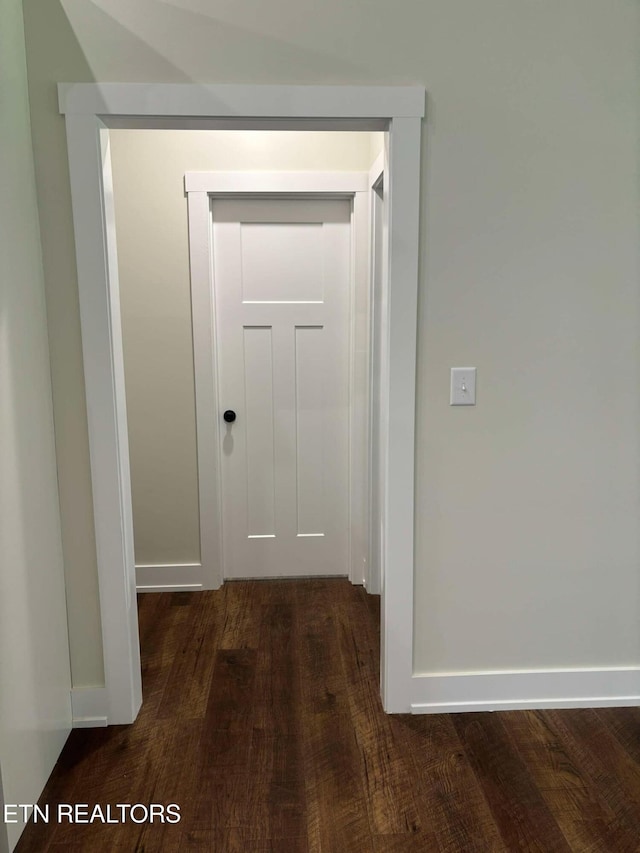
223,410,236,423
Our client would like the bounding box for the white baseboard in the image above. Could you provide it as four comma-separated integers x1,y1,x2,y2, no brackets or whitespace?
71,687,108,728
136,562,205,592
411,666,640,714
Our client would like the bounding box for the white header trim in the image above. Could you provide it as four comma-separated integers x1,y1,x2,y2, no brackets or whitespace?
58,83,425,119
184,171,369,195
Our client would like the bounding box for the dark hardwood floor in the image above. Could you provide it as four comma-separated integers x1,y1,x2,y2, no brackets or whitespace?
16,579,640,851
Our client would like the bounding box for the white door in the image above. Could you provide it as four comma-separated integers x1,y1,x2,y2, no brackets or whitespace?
212,197,352,579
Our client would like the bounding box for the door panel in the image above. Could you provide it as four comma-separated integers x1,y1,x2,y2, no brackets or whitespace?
212,197,351,579
243,326,276,537
294,325,325,536
240,222,324,302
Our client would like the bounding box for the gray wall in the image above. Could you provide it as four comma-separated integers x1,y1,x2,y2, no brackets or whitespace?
23,0,640,684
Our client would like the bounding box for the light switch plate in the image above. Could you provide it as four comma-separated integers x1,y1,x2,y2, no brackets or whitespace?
450,367,476,405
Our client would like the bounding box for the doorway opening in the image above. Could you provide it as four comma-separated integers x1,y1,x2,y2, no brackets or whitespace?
59,84,424,719
108,130,385,593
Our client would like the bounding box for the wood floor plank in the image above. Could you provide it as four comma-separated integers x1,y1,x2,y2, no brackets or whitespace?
191,647,258,835
401,714,505,852
136,591,167,645
499,710,593,792
500,709,638,852
597,706,640,766
128,720,204,851
157,590,225,720
199,829,310,853
48,842,129,853
136,592,195,722
543,709,640,842
11,728,115,853
336,589,422,837
452,712,573,851
236,596,307,843
253,598,299,737
296,581,374,853
219,580,265,648
234,730,306,841
48,716,178,849
197,648,257,780
372,833,441,851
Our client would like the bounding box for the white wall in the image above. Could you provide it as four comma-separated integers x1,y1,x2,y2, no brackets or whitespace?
109,129,381,566
0,2,72,848
0,769,8,853
22,0,640,687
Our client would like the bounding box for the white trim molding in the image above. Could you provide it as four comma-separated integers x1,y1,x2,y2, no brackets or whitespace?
411,667,640,714
71,687,108,728
365,150,386,596
62,121,143,726
135,563,205,592
59,83,425,721
368,150,385,191
184,171,369,195
59,84,425,120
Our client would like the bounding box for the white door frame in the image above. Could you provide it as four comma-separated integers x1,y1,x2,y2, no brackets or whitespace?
184,171,371,590
58,84,424,720
366,151,387,596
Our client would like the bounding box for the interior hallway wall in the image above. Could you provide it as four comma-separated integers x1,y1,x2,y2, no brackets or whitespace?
0,1,72,848
22,0,640,687
109,129,381,567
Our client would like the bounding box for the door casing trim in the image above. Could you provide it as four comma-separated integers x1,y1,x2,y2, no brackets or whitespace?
59,83,424,719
